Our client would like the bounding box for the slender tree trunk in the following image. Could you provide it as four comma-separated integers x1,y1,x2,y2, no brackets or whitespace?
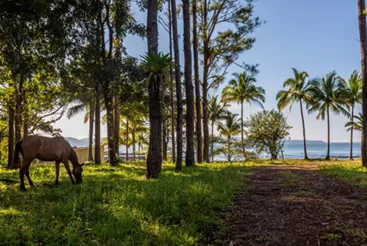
163,119,167,160
349,104,355,160
358,0,367,167
15,75,24,143
227,136,230,162
183,0,195,167
95,85,101,164
192,0,202,164
126,120,129,162
7,104,15,169
114,95,120,159
240,101,246,159
299,99,309,160
95,87,101,164
132,124,136,162
326,105,331,160
146,0,161,178
23,90,28,138
211,120,214,162
171,0,183,171
202,0,210,163
168,0,176,163
104,92,116,166
88,102,95,162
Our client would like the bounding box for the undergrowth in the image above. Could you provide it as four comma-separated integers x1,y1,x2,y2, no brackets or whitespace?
0,162,250,245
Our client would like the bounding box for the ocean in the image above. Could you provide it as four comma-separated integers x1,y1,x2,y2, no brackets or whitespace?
281,141,361,159
113,141,360,160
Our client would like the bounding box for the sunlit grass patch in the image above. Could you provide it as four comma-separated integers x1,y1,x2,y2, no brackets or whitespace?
0,161,250,245
319,163,367,187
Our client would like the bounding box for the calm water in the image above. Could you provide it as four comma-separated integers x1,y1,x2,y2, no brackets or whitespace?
111,141,361,160
280,141,361,159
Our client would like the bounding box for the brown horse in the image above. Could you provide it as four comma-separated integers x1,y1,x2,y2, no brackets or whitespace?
13,135,84,191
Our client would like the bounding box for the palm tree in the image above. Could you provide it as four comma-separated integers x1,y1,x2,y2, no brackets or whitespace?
337,70,362,160
222,71,265,159
67,95,95,162
208,95,230,161
307,71,350,160
346,113,363,157
217,112,241,162
276,68,314,160
142,52,172,178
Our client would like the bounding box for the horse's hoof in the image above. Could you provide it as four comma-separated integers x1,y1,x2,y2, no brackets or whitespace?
20,186,26,191
55,182,59,185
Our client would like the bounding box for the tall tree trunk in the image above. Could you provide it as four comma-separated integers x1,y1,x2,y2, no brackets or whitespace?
240,101,246,159
202,0,210,163
192,0,202,164
146,0,162,178
23,94,28,138
183,0,195,167
95,85,101,164
300,99,309,160
126,120,129,162
105,94,117,166
7,105,15,169
227,136,230,162
359,0,367,167
211,120,214,162
15,75,24,143
326,105,331,160
163,119,167,160
88,101,95,162
132,124,136,162
168,0,176,163
349,104,355,160
114,95,120,159
171,0,183,171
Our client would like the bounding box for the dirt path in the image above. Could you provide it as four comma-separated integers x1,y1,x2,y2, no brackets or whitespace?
204,165,367,246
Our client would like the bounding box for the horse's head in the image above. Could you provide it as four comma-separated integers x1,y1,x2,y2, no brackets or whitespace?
73,163,84,184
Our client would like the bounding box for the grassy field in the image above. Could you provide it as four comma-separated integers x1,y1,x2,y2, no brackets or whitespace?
0,162,251,245
319,162,367,187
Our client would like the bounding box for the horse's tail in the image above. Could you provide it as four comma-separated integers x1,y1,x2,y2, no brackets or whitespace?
13,140,23,167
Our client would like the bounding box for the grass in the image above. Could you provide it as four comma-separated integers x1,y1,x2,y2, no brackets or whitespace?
319,163,367,187
0,161,251,245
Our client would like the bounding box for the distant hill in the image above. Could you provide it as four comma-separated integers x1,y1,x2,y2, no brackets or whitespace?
65,137,89,147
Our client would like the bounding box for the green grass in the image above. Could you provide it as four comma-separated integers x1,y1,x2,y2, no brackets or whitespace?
319,163,367,187
0,162,250,245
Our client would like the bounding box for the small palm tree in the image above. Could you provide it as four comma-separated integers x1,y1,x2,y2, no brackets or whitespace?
276,68,314,160
217,112,241,162
307,71,350,160
222,71,265,159
208,95,230,161
337,70,362,160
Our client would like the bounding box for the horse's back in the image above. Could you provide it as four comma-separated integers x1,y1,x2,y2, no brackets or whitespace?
21,135,72,162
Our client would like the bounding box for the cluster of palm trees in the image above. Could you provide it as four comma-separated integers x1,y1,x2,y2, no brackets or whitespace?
277,68,362,160
208,71,266,161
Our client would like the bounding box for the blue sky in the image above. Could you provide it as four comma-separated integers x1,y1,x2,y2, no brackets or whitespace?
54,0,362,142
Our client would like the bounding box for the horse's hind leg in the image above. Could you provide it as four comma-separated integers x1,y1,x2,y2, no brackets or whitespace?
55,161,60,185
19,161,33,190
24,166,34,187
62,161,75,184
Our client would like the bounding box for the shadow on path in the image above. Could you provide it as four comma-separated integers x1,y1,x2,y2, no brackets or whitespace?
203,165,367,246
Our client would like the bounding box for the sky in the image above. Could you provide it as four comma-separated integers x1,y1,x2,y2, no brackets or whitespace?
53,0,362,142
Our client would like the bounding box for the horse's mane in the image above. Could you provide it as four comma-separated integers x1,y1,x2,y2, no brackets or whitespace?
69,147,80,166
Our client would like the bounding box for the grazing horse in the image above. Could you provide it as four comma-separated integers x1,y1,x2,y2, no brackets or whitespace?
13,135,84,190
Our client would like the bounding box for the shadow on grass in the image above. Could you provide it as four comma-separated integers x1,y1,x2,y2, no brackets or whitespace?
0,162,251,245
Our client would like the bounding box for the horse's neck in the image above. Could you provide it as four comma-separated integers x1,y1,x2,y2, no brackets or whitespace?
69,148,79,167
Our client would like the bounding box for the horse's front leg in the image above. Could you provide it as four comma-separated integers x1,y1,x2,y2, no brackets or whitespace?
62,161,75,184
55,161,60,185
